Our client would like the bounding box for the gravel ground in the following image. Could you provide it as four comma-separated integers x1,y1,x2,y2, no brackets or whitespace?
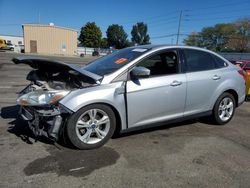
0,51,250,188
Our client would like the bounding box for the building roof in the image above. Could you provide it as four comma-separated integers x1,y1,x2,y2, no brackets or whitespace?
0,34,23,37
22,24,78,32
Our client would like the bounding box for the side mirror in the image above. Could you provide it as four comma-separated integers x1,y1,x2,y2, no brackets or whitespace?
131,66,150,79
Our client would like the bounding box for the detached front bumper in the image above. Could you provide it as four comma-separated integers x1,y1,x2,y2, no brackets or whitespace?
19,104,72,141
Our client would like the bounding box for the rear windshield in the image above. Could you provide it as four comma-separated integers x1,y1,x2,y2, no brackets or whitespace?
84,47,150,76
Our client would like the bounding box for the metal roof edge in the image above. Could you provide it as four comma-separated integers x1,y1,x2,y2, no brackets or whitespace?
22,24,78,32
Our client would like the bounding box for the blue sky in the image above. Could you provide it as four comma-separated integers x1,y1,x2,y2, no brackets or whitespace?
0,0,249,44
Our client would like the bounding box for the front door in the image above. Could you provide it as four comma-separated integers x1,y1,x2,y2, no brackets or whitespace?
126,50,187,128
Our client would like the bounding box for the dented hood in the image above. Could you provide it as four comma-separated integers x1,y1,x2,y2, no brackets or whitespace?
12,57,102,82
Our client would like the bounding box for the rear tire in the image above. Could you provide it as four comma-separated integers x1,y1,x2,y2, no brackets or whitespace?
66,104,116,149
212,92,236,125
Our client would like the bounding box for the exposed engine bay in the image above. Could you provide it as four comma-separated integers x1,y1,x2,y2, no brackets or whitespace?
26,69,96,91
13,56,102,92
13,57,102,141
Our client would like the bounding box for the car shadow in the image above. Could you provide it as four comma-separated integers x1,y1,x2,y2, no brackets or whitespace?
1,105,54,145
115,119,198,139
1,105,212,147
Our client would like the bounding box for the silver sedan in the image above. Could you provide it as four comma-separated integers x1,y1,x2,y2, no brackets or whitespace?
14,45,245,149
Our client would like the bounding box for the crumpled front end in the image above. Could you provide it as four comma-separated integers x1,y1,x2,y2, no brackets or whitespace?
20,104,72,141
14,57,101,141
18,85,73,141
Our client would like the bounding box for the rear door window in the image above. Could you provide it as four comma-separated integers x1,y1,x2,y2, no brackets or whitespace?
183,49,216,72
211,55,228,68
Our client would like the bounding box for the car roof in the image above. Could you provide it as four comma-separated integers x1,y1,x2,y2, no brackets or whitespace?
133,45,227,59
134,44,213,52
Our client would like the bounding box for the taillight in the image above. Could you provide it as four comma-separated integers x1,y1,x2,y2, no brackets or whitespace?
238,69,247,81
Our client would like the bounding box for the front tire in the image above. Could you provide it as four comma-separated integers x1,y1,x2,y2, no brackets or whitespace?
66,104,116,149
212,92,236,125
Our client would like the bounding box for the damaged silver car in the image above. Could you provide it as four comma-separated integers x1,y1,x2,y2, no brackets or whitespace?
15,45,245,149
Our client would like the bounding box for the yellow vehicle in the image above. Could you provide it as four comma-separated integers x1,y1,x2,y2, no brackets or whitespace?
0,38,7,49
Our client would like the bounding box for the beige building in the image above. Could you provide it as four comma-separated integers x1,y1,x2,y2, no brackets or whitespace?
22,24,77,56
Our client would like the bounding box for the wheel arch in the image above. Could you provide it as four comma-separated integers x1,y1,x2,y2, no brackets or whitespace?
212,89,239,110
73,102,122,137
223,89,239,107
96,102,122,137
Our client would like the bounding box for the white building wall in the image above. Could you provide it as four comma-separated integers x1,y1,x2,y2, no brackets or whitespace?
0,35,24,45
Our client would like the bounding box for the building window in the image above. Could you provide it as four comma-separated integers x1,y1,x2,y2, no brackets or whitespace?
62,43,67,52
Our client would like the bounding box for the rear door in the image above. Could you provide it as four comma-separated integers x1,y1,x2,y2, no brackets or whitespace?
182,49,223,116
126,49,187,128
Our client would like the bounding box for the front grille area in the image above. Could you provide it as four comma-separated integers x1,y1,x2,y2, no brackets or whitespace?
20,107,34,120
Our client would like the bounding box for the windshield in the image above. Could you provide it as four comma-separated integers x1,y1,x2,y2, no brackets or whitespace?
84,47,150,76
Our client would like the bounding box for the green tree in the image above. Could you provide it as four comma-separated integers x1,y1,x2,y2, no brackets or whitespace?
184,23,236,51
213,23,236,51
100,38,109,48
228,18,250,52
200,26,218,50
183,32,201,46
131,22,150,45
106,24,128,49
78,22,102,47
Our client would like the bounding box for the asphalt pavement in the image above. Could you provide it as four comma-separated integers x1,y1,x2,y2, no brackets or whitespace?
1,51,250,188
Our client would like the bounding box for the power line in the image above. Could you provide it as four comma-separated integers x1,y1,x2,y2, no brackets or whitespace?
120,10,180,25
147,19,178,27
188,15,250,22
182,32,250,40
190,8,250,17
148,10,189,44
149,26,179,35
151,33,250,44
122,16,179,27
124,0,249,26
122,1,249,26
189,0,250,12
146,16,179,25
151,34,176,39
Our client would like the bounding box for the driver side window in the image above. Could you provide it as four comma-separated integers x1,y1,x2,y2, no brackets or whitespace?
136,50,179,77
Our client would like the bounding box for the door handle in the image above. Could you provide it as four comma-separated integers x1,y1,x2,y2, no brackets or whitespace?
170,80,182,86
212,75,221,80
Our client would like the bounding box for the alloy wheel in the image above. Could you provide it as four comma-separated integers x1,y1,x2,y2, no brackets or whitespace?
218,97,234,122
75,109,110,144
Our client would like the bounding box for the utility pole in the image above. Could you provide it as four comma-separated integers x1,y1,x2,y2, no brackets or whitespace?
176,10,183,45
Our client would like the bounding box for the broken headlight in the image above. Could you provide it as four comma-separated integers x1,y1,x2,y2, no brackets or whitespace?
17,90,69,106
